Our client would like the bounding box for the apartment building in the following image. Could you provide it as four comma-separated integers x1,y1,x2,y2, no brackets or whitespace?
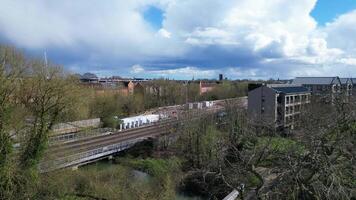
248,84,311,131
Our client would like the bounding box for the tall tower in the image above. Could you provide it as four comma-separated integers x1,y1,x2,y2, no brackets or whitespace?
219,74,223,81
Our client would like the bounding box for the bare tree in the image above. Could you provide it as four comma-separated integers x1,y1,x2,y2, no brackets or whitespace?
0,45,82,199
0,45,27,199
211,95,355,200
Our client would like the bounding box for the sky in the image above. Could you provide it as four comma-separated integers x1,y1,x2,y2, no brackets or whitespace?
0,0,356,80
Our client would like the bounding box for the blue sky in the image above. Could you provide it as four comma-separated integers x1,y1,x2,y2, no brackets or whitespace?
311,0,356,25
1,0,356,80
142,0,356,30
144,6,164,30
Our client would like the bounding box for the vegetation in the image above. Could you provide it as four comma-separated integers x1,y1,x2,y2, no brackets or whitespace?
0,45,81,199
0,44,354,200
200,81,248,101
170,98,356,199
37,160,181,200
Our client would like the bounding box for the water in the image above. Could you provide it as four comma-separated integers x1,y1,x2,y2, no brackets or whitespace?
132,169,150,181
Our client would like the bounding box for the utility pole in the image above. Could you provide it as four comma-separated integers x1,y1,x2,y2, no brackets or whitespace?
185,80,188,104
43,51,49,78
44,51,48,68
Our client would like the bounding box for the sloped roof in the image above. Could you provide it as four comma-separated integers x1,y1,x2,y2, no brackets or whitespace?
200,81,218,88
352,78,356,84
292,77,338,85
271,86,310,94
81,72,98,80
339,78,353,85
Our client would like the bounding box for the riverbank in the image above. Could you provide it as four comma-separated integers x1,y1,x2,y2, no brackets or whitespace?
82,158,204,200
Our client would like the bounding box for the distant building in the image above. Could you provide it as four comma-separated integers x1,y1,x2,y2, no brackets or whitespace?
292,77,341,94
199,81,218,95
248,84,311,131
340,78,353,96
352,78,356,87
128,81,144,95
292,77,342,102
80,73,98,83
79,73,148,96
219,74,224,81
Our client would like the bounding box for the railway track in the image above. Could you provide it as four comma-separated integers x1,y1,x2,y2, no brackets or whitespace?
40,128,171,172
46,107,224,158
46,122,174,158
47,118,177,153
41,97,247,171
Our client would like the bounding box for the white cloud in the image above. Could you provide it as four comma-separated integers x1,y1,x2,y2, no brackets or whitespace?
0,0,356,79
153,66,216,78
0,0,181,58
185,27,236,46
129,65,217,79
324,10,356,53
157,28,172,38
131,64,145,74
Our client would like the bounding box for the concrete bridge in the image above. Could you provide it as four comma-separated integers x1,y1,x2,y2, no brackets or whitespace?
40,97,247,172
41,118,178,172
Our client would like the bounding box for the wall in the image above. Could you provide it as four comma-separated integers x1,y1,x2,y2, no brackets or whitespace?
248,86,276,126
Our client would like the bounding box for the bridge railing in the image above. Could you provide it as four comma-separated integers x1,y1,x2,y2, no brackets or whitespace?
40,137,145,172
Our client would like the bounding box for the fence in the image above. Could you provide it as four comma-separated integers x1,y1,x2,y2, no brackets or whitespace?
52,118,101,135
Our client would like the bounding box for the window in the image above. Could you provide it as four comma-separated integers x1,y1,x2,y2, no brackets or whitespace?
295,105,299,112
295,95,300,102
302,95,306,102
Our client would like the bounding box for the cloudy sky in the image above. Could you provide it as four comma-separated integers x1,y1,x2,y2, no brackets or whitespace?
1,0,356,79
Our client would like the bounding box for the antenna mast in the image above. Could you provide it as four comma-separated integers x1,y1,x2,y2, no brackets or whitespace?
44,51,48,68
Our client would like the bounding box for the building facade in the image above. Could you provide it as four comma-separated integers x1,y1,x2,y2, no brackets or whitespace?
292,77,341,102
248,84,311,131
340,78,353,96
199,81,218,95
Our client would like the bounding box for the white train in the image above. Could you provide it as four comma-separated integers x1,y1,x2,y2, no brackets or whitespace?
118,114,163,131
187,101,214,110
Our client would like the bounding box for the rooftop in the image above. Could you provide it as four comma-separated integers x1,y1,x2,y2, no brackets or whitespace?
292,77,339,85
339,78,353,84
271,86,310,94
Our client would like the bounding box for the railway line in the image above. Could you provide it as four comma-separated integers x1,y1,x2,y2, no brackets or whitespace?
41,97,247,171
46,121,174,158
47,118,177,154
47,106,224,155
